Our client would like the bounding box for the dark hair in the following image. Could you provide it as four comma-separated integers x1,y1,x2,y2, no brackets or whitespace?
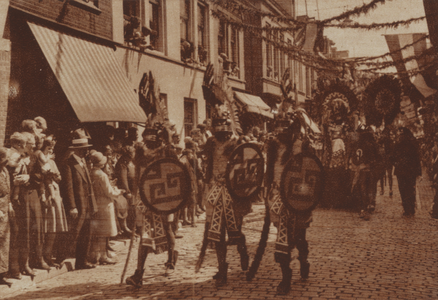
42,135,56,150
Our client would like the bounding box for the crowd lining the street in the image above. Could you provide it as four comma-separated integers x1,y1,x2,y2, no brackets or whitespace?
0,115,437,287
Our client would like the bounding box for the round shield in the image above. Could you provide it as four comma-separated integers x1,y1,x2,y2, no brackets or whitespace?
280,153,324,213
225,143,265,201
139,158,191,215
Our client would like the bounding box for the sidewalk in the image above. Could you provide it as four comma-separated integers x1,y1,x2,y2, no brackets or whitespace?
0,239,128,298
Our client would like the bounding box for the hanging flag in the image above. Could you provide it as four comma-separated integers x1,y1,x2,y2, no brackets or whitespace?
295,22,324,53
384,33,437,98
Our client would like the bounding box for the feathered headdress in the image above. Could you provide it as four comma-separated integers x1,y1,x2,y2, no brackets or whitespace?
139,71,168,129
202,56,242,135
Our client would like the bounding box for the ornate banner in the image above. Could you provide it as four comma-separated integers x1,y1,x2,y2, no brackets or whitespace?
280,153,324,213
139,158,191,214
364,75,401,126
225,143,265,202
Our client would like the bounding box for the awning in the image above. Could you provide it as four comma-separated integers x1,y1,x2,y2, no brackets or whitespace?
28,22,147,123
234,91,273,119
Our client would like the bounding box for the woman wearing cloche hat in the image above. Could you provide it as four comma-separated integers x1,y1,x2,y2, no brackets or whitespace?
89,151,124,265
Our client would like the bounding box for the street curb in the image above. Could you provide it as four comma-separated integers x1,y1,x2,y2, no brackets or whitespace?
0,239,127,298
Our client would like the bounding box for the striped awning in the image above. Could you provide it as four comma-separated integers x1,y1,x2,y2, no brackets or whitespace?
234,91,273,119
28,22,147,123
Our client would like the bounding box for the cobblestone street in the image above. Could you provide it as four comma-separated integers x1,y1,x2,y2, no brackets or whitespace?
2,175,437,300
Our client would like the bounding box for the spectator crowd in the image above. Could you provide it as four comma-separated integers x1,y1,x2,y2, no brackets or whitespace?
0,115,437,287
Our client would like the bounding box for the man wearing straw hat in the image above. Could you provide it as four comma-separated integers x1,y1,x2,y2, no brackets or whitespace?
59,128,97,270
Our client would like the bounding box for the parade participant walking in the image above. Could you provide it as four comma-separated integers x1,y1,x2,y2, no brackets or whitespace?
126,71,183,287
59,128,97,269
0,147,12,286
349,126,379,220
393,127,422,216
196,62,252,287
265,115,317,295
201,116,251,287
125,125,180,287
261,69,324,295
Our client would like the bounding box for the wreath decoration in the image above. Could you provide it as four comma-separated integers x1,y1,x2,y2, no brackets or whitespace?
364,75,401,127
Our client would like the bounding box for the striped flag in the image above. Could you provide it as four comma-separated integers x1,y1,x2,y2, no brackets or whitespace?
384,33,436,98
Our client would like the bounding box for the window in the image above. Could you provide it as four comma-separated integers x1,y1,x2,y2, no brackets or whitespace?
218,21,227,56
184,99,197,137
180,0,194,62
266,24,273,77
206,102,212,121
160,93,168,113
230,27,239,77
197,2,207,64
273,32,279,80
287,39,293,87
180,0,190,41
124,0,140,18
298,63,304,92
280,34,285,79
149,0,161,50
123,0,142,45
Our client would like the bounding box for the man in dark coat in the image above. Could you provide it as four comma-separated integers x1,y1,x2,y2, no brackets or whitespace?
393,127,422,216
59,128,97,269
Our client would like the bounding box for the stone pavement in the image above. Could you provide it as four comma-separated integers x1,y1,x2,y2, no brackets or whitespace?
1,175,437,300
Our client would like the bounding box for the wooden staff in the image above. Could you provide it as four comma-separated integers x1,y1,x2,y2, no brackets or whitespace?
120,202,143,284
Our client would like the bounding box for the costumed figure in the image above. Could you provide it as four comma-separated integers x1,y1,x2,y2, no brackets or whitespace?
195,61,254,287
125,71,186,287
264,69,324,295
348,125,379,220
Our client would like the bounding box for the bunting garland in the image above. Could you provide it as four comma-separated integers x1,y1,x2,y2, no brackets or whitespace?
209,0,389,26
211,6,432,75
325,16,426,30
321,0,387,24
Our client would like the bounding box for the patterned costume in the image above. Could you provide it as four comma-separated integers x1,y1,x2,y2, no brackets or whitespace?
202,125,251,287
265,125,312,295
126,127,180,287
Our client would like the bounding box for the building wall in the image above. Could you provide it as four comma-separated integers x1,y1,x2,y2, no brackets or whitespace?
10,0,112,39
0,0,10,145
113,1,246,138
114,47,207,137
0,49,10,146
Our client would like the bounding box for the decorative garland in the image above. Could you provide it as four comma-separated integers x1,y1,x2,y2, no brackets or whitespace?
209,0,388,25
325,16,426,30
363,75,402,126
211,8,432,74
322,0,387,24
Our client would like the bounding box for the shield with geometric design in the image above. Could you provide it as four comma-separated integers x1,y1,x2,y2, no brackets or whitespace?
225,143,265,201
280,153,324,213
139,158,191,214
